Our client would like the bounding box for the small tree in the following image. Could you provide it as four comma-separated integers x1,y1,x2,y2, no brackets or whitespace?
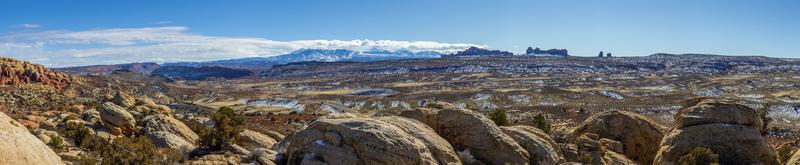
533,114,552,134
598,51,604,57
201,107,245,150
488,109,509,126
678,147,719,165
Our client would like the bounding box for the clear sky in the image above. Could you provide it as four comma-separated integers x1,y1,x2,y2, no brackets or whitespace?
1,0,798,67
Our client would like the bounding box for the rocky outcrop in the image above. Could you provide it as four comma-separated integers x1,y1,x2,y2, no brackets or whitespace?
142,114,199,149
400,102,529,164
570,110,666,164
281,117,444,165
500,125,564,164
654,98,778,164
237,129,278,151
0,57,72,90
573,134,636,165
99,102,136,134
378,116,462,165
444,46,513,57
112,91,135,107
0,112,63,164
186,154,242,165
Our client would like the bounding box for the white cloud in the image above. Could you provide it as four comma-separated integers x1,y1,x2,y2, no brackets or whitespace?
11,24,42,28
0,26,481,67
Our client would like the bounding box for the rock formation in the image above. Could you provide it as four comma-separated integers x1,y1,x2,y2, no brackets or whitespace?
654,98,778,164
570,110,666,164
281,117,450,165
378,116,462,165
237,129,278,151
99,102,137,135
0,112,63,164
500,125,564,164
400,102,530,164
142,114,200,149
445,46,513,57
0,57,72,90
112,91,136,107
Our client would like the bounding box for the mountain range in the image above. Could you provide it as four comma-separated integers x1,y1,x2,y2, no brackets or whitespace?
163,49,442,70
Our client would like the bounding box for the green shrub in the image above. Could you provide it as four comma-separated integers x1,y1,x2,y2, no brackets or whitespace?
61,121,94,148
678,147,719,165
81,136,182,165
488,109,509,126
533,114,552,134
200,107,244,150
46,134,65,152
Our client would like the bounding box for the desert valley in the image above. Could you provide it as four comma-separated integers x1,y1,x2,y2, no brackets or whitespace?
2,46,800,164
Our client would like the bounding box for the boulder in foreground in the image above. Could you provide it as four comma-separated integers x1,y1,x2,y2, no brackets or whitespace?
0,112,63,164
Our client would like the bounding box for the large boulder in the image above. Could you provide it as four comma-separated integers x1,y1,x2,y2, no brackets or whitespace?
378,116,462,165
654,98,778,165
400,102,529,164
112,91,135,107
99,102,136,133
238,129,278,151
281,117,441,165
500,125,564,165
0,112,63,164
570,110,666,164
142,114,200,149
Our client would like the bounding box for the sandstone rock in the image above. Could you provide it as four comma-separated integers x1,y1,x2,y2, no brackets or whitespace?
135,96,158,108
654,98,778,165
263,131,285,142
282,117,441,165
112,91,135,107
673,99,764,131
80,109,102,126
400,102,529,164
0,112,63,164
142,114,200,149
99,102,136,133
500,125,564,165
252,148,277,165
186,154,242,165
238,129,278,151
789,148,800,165
570,110,665,164
147,131,196,150
575,135,636,165
0,57,72,90
378,116,462,165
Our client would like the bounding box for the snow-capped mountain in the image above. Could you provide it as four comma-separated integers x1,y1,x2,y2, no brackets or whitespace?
164,49,442,70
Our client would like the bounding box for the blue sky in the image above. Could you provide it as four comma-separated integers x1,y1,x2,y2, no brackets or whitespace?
1,0,798,67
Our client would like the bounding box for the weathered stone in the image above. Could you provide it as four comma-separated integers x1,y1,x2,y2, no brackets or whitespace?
282,117,440,165
142,114,199,149
0,112,63,164
238,129,278,151
500,125,564,164
112,91,135,107
378,116,462,165
654,98,778,165
570,110,666,164
400,102,529,164
99,102,136,134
